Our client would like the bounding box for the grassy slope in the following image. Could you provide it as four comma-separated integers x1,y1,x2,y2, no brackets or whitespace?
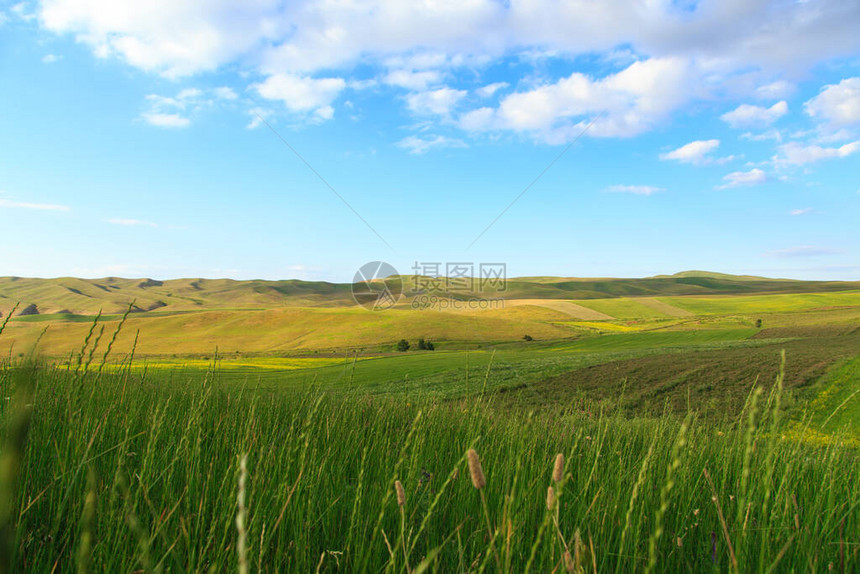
2,272,860,316
0,305,579,357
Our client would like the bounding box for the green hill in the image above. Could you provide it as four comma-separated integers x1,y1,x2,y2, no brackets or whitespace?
1,272,858,316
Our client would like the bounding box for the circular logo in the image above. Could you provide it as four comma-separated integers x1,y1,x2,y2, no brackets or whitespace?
351,261,402,311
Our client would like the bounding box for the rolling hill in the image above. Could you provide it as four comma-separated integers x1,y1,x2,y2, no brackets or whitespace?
1,271,857,317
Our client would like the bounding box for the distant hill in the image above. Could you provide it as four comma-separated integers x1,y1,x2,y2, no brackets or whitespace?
0,272,858,316
649,270,792,282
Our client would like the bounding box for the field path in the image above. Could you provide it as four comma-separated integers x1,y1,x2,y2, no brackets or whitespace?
637,297,694,317
505,299,614,320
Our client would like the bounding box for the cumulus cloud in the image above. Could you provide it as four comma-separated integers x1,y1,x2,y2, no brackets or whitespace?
254,74,346,120
476,82,509,98
141,113,190,128
213,86,237,100
38,0,860,82
721,101,788,129
41,53,60,63
717,168,766,189
604,185,664,196
804,77,860,127
139,86,239,128
460,56,693,141
755,81,793,100
774,140,860,166
40,0,284,78
406,87,467,117
33,0,860,141
384,69,443,91
396,134,467,154
659,139,722,165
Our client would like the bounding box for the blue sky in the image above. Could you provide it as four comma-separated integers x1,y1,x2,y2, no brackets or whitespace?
1,0,859,282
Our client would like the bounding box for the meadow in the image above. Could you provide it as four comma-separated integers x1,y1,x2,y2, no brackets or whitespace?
1,354,858,572
0,273,858,571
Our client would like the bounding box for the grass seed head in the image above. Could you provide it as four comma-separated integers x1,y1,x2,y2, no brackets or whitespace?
546,485,556,511
553,453,564,483
467,449,485,489
395,480,405,507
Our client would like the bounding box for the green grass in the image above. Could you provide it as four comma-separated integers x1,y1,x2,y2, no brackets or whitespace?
804,357,860,434
664,290,860,316
0,357,857,572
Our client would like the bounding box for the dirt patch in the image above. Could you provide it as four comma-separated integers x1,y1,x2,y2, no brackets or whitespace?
504,299,614,320
525,330,860,419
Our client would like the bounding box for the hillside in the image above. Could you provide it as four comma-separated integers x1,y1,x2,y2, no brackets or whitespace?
1,271,857,316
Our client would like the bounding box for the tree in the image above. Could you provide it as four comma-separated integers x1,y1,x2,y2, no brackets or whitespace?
755,318,762,329
397,339,410,352
523,334,533,341
426,341,435,351
417,338,426,350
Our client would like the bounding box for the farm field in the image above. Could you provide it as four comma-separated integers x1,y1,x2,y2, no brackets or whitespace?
0,272,858,572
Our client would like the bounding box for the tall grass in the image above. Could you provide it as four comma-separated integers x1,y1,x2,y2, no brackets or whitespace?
0,351,857,571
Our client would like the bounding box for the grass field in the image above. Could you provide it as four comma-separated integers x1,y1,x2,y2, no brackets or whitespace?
0,355,857,572
0,273,858,571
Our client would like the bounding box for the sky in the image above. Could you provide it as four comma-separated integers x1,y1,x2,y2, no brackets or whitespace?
0,0,859,282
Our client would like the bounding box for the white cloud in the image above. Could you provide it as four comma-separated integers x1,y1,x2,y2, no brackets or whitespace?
755,81,793,100
406,87,467,117
254,74,346,119
789,208,812,216
33,1,860,141
141,112,190,128
41,53,60,63
108,218,158,227
604,185,664,196
458,107,495,131
461,56,693,141
0,198,70,211
659,139,721,165
140,87,233,128
740,130,783,143
774,140,860,166
11,2,35,21
0,11,7,26
38,0,860,82
804,78,860,127
717,168,767,189
246,107,272,130
476,82,509,98
721,101,788,129
384,69,442,91
396,135,467,154
213,86,237,100
40,0,283,78
766,246,841,258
